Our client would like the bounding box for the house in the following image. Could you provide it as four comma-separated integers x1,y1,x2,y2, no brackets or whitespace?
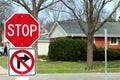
48,21,120,49
38,33,50,56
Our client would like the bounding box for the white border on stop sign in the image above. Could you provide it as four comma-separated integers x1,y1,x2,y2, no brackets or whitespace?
4,13,40,48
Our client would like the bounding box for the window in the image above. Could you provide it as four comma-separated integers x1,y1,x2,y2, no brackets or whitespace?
110,37,118,45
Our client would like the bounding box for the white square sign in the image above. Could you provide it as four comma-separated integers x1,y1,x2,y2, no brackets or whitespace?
8,48,36,76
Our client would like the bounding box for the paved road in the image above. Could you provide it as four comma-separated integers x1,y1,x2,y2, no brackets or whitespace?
0,73,120,80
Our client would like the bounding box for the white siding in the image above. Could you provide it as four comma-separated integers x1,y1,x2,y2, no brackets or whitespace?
50,25,67,38
38,42,49,56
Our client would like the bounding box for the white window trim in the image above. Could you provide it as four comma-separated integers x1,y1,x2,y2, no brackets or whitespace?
110,37,118,45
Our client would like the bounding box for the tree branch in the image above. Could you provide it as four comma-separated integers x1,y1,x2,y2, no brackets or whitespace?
32,0,37,10
92,0,113,33
93,0,99,9
84,0,89,22
39,0,60,11
95,1,120,32
95,0,113,22
91,0,106,32
37,0,44,10
48,8,74,17
13,0,32,14
61,0,87,35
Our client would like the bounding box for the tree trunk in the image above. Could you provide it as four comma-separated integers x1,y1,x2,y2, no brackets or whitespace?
32,9,38,20
86,34,94,70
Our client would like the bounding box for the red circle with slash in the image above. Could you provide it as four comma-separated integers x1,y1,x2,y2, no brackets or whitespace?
10,50,34,74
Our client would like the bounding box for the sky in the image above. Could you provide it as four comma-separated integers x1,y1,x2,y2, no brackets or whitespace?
12,1,120,21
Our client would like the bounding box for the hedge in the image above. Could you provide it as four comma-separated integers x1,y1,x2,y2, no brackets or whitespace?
82,48,120,61
48,38,120,61
94,48,120,61
48,38,87,61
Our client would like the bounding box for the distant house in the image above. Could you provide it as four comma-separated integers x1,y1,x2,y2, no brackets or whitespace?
48,21,120,49
38,33,50,56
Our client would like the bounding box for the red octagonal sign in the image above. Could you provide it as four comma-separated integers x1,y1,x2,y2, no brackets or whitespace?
5,13,40,47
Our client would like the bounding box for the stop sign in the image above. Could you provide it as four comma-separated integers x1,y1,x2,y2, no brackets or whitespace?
5,13,40,47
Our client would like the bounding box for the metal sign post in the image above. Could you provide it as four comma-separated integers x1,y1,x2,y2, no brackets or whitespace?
104,29,108,80
16,76,29,80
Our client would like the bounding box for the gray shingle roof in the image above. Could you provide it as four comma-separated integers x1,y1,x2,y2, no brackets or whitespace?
95,23,120,36
58,21,85,34
38,34,49,41
58,21,120,37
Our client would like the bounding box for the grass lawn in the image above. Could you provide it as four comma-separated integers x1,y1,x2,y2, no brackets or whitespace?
0,56,8,68
0,56,120,73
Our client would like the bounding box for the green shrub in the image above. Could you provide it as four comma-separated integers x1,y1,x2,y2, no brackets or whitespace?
48,38,120,61
48,38,87,61
107,49,120,61
93,48,105,61
79,44,96,61
93,48,120,61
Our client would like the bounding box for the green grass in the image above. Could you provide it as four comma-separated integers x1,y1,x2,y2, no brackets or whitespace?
0,56,8,68
37,60,120,73
0,56,120,73
37,61,86,73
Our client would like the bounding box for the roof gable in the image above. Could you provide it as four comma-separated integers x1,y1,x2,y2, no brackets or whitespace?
48,22,67,38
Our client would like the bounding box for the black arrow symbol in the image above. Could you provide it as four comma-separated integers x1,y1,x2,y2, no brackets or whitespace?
17,54,30,69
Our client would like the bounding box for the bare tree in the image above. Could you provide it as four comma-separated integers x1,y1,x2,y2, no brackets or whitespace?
42,2,64,32
12,0,59,19
43,1,76,32
0,23,4,45
12,0,59,56
60,0,120,70
0,0,12,22
0,0,12,45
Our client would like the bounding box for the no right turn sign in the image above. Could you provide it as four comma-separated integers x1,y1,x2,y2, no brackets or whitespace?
8,48,36,76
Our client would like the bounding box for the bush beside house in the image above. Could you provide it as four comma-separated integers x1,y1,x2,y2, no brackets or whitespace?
93,48,120,61
48,38,120,61
48,38,87,61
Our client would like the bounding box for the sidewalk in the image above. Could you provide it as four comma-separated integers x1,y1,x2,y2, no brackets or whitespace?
0,73,120,80
0,66,8,75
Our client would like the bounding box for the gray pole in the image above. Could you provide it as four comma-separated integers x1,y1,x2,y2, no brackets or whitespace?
16,77,29,80
104,29,108,80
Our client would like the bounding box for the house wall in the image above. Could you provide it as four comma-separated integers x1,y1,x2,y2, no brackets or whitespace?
95,37,120,49
95,37,105,48
49,25,67,38
38,41,50,56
